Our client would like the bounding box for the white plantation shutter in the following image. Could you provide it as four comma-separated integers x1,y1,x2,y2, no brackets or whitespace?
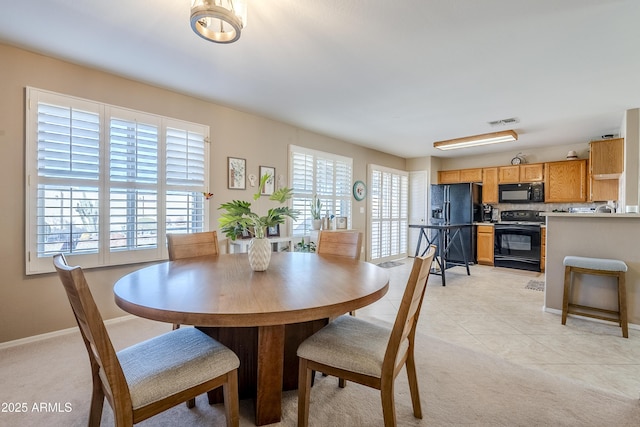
369,165,408,263
34,99,101,261
109,112,159,252
165,124,207,234
25,88,209,274
289,146,352,237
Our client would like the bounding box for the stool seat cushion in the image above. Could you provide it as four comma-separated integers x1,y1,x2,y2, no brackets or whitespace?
563,256,627,272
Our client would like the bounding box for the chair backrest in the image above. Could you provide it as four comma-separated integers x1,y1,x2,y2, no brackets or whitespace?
382,245,436,377
53,254,132,416
316,231,363,260
167,231,220,260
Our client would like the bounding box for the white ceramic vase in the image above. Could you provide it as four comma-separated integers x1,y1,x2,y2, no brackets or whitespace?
248,237,272,271
312,219,322,230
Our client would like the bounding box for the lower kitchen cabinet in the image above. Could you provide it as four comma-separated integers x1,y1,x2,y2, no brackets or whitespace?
476,224,494,266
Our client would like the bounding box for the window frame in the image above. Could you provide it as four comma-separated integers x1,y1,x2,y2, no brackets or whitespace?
368,164,409,263
25,87,210,274
288,145,353,238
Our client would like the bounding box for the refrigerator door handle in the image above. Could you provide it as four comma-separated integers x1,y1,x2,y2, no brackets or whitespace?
445,202,449,224
444,185,450,224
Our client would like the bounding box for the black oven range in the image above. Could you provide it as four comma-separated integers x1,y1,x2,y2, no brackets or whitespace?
494,210,544,272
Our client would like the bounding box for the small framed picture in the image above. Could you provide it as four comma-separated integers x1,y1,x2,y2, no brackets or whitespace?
259,166,276,196
336,217,348,229
239,228,252,239
267,224,280,237
228,157,246,190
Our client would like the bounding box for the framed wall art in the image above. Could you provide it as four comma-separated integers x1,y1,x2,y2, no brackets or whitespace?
267,224,280,237
259,166,275,196
228,157,246,190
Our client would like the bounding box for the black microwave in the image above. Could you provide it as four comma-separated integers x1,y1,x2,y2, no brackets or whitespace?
498,182,544,203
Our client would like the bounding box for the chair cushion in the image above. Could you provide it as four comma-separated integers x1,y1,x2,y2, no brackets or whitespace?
563,256,628,272
297,315,407,378
118,327,239,409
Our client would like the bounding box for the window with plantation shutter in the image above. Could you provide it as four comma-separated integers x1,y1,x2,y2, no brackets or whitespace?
25,88,209,274
289,145,352,237
369,165,408,263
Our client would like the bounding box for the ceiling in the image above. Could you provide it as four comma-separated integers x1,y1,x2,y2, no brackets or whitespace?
2,0,640,159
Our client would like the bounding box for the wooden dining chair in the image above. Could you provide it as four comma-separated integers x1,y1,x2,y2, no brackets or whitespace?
317,230,363,319
316,230,363,260
167,230,220,261
297,245,437,427
167,231,220,329
53,253,240,427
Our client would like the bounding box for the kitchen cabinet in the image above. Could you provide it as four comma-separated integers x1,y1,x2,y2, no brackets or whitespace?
482,167,498,204
521,163,544,182
498,165,520,183
540,226,546,272
438,168,482,184
544,159,588,203
476,225,494,266
498,163,544,183
460,168,483,183
590,138,623,178
438,169,461,184
589,138,623,201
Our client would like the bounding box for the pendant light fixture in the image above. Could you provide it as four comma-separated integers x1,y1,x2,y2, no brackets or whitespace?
190,0,247,44
433,130,518,151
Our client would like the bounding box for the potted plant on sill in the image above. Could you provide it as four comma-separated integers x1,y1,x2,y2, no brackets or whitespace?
218,174,299,271
311,194,323,230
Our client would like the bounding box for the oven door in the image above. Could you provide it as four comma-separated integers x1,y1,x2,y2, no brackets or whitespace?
494,225,541,271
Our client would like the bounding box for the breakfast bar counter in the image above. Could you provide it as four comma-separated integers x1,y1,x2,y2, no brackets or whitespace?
541,212,640,326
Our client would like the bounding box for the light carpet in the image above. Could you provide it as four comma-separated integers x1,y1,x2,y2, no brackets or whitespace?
1,318,639,426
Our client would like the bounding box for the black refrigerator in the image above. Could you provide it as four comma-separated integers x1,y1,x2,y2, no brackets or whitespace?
430,183,482,265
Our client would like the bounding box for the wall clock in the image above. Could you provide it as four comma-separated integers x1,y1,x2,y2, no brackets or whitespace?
511,153,525,165
353,180,366,201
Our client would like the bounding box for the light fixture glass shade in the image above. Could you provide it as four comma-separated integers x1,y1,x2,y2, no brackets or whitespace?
191,0,247,44
433,130,518,151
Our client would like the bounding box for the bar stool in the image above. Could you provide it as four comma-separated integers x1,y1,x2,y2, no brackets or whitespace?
562,256,628,338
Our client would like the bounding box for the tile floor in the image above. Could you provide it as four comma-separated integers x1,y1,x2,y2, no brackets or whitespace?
357,260,640,400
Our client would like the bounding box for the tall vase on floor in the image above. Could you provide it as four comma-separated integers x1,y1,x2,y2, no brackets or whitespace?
248,237,272,271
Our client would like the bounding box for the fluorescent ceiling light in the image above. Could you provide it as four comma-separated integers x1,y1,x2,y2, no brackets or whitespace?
434,130,518,151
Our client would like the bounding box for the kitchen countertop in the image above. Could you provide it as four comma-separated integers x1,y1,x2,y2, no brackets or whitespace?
541,212,640,218
474,222,546,227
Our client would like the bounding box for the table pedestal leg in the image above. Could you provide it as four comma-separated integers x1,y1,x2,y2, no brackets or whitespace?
256,325,285,425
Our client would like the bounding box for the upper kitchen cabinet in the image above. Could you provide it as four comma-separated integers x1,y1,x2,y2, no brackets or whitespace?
498,163,544,183
590,138,624,179
482,167,498,204
589,138,623,201
521,164,544,182
438,168,482,184
544,159,588,203
498,165,519,183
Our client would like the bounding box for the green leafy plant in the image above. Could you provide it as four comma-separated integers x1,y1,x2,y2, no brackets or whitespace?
294,239,316,253
310,194,322,220
219,173,299,240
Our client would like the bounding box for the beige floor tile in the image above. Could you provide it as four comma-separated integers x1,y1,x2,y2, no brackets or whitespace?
367,260,640,400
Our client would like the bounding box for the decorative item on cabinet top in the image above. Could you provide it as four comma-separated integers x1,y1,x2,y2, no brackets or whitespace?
511,152,526,165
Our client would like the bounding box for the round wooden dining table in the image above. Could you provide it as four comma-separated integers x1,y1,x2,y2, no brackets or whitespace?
113,252,389,426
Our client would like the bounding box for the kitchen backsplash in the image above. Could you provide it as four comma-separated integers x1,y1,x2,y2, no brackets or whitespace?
491,202,599,214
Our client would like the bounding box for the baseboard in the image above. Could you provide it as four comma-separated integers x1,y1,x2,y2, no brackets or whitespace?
544,306,640,330
0,315,137,350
